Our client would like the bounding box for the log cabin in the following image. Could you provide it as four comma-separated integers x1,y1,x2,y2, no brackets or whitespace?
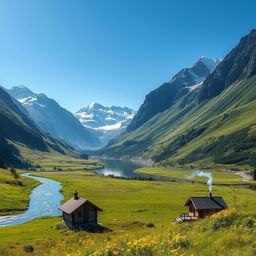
59,191,103,229
180,192,228,221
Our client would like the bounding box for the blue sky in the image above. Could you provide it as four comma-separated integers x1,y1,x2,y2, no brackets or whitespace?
0,0,255,112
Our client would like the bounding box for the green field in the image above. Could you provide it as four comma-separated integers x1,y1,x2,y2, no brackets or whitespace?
0,170,256,255
136,167,255,184
16,143,104,171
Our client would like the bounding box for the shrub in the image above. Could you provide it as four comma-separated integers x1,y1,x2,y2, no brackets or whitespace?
23,245,34,253
9,168,20,179
146,222,155,228
210,209,239,230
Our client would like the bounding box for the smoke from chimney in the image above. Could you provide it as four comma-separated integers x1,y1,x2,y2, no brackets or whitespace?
186,168,213,192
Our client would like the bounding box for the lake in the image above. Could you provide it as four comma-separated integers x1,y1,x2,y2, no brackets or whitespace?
94,158,145,178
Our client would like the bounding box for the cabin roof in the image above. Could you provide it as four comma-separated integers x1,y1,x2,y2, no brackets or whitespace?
184,196,228,210
59,197,103,214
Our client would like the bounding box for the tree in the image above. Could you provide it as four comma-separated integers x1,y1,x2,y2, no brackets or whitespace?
0,158,7,169
10,168,20,180
253,169,256,181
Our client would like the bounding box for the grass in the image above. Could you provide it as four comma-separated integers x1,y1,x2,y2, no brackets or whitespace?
0,170,256,255
136,167,255,184
15,143,104,171
0,169,40,215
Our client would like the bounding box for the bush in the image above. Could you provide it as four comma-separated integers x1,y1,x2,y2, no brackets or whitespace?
9,168,20,179
146,223,155,228
55,223,67,230
24,245,34,253
210,209,239,230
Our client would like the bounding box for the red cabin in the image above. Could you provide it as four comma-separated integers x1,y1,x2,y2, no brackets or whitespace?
184,192,228,219
178,192,228,222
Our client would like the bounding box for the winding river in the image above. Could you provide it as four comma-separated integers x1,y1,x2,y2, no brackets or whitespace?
0,173,63,227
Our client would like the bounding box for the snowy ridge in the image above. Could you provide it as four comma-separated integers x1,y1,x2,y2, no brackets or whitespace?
74,102,135,146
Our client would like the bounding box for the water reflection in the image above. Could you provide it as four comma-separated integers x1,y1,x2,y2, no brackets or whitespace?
94,159,143,178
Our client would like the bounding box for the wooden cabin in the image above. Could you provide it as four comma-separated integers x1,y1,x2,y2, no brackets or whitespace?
184,192,228,219
59,191,103,229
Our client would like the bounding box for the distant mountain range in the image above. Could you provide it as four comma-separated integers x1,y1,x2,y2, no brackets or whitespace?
7,86,101,151
74,102,135,146
7,86,135,150
99,29,256,168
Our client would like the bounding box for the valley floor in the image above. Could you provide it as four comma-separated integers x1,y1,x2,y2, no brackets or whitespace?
0,165,256,255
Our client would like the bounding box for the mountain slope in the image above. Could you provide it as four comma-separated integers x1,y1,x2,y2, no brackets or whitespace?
199,29,256,102
127,57,221,132
7,86,101,150
0,87,76,167
99,30,256,167
74,102,135,146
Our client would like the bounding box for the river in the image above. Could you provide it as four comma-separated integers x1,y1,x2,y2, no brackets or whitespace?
0,173,63,227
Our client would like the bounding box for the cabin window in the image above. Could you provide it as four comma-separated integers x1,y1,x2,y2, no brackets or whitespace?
78,212,82,218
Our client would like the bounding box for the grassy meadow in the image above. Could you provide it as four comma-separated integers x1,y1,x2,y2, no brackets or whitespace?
16,144,104,171
136,166,256,184
0,169,256,255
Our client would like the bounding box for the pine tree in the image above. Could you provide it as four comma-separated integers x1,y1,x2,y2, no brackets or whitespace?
253,169,256,181
0,158,7,169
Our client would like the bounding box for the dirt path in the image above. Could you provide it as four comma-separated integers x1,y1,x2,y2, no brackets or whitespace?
226,169,253,182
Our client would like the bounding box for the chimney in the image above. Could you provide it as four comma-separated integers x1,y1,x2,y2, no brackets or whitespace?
209,192,212,198
73,191,79,200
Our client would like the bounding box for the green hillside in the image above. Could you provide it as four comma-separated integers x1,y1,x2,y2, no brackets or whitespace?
0,86,82,167
99,76,256,167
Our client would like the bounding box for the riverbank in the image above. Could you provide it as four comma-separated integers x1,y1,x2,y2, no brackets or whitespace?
135,167,256,185
0,169,40,216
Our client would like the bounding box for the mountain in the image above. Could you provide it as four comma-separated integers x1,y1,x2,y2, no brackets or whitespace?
74,102,135,146
199,30,256,102
99,30,256,167
127,57,221,132
0,86,76,167
7,86,101,151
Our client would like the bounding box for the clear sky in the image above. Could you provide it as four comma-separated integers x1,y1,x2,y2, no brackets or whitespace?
0,0,255,112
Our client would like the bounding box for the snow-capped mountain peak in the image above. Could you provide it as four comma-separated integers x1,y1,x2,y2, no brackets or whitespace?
74,102,136,146
198,56,222,72
9,85,35,100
